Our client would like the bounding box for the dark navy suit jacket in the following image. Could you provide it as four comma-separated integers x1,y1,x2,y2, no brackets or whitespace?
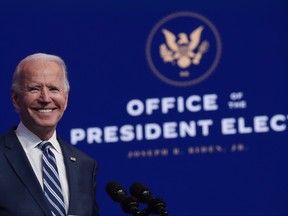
0,129,100,216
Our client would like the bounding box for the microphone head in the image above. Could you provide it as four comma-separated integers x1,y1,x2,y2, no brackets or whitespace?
130,182,168,215
130,182,152,203
106,181,128,202
106,181,141,215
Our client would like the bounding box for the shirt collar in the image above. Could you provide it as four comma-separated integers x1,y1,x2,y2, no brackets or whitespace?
15,122,61,154
46,133,62,154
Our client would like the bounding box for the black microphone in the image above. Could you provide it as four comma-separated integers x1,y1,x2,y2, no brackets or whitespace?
130,182,168,216
106,181,141,215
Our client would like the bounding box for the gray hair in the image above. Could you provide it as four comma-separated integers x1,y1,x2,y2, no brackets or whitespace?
11,53,70,93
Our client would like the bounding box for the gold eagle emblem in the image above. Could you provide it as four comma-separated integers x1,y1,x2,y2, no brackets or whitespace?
159,26,209,69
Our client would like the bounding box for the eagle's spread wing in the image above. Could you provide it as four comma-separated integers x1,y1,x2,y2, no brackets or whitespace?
189,26,204,51
162,29,178,52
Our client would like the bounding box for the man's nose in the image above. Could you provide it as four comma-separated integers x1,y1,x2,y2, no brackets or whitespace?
39,88,52,102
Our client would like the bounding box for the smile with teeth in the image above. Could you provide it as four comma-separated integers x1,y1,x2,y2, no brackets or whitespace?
36,109,54,113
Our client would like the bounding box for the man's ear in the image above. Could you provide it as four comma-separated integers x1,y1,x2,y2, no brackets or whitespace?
64,92,69,111
11,91,20,111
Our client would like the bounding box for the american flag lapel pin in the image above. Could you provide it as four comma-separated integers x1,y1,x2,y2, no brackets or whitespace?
70,157,77,162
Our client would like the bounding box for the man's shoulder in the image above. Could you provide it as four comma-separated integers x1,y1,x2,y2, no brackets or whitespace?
0,128,17,145
0,127,16,137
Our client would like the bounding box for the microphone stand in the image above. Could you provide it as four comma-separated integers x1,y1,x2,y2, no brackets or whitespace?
139,208,168,216
139,208,151,216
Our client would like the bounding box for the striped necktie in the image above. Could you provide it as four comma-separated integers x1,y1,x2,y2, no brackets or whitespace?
40,141,66,216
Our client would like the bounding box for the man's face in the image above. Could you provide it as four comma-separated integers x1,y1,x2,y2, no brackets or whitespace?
12,61,68,135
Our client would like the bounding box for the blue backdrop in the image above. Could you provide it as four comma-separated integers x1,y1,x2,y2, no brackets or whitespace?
0,0,287,215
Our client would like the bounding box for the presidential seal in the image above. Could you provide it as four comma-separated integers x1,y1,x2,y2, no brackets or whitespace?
146,12,222,86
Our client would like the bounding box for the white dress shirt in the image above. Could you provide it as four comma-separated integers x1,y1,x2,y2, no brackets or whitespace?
15,122,69,213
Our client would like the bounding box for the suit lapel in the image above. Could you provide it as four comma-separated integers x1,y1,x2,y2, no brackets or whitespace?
3,130,52,216
59,139,79,214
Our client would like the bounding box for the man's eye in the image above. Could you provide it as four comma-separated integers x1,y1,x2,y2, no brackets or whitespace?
50,87,60,92
28,87,40,92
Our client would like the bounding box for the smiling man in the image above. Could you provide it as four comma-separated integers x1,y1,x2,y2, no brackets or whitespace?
0,53,100,216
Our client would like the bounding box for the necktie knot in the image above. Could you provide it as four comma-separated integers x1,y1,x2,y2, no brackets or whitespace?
40,141,52,151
